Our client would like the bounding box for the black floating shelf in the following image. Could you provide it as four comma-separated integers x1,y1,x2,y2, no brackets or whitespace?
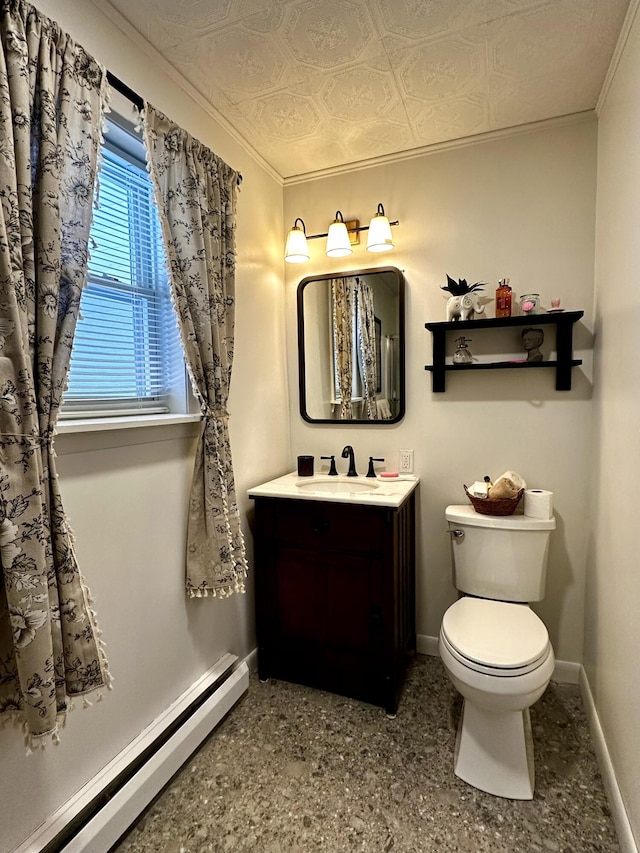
424,311,584,392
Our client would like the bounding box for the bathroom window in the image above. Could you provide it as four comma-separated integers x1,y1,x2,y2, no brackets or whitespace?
61,116,187,418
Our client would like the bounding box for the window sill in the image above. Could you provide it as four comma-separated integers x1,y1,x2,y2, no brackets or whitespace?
57,412,202,435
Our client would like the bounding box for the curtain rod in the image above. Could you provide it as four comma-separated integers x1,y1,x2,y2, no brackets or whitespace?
106,71,144,111
105,71,243,186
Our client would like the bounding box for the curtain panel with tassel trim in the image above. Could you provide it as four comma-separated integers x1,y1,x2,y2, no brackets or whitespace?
142,104,248,599
331,277,354,421
0,0,111,748
355,277,378,420
331,276,378,420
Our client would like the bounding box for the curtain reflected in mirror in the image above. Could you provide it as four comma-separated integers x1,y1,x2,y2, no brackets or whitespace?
298,267,405,423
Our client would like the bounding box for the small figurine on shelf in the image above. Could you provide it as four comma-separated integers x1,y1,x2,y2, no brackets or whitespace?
521,327,544,362
441,274,491,321
453,336,474,364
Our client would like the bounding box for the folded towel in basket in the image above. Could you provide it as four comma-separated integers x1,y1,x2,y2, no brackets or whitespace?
489,470,526,499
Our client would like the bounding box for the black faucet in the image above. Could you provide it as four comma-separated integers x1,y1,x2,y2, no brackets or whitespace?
341,445,358,477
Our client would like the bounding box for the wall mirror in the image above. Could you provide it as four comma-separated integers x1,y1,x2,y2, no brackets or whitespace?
297,266,405,423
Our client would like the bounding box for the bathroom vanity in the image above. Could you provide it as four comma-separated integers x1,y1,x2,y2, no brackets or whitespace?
248,473,418,715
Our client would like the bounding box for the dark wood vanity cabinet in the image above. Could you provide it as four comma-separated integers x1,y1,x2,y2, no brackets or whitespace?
252,493,416,715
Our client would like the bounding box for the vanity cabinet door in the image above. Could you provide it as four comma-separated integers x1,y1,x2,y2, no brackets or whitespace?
274,547,326,645
266,546,383,679
326,553,383,655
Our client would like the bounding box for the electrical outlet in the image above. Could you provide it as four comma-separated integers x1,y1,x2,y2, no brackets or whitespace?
399,449,414,473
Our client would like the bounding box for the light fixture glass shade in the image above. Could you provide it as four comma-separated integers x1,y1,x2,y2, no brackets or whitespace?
285,219,310,263
326,211,352,258
367,203,394,253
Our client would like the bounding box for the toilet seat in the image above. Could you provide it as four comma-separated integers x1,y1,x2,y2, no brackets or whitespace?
441,598,551,677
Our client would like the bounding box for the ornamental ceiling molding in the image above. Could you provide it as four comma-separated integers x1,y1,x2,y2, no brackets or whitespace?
596,0,640,115
282,110,596,186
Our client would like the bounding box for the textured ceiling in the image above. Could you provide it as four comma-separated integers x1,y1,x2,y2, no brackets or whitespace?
100,0,630,180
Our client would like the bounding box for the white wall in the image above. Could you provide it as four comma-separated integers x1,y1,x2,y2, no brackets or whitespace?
589,2,640,844
0,3,290,851
284,118,597,665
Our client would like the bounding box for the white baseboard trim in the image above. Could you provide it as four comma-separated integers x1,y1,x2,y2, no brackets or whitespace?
416,633,580,684
416,633,439,657
580,669,638,853
16,653,248,853
551,658,581,685
243,645,258,673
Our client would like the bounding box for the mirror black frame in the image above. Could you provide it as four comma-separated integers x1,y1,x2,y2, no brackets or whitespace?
297,266,405,424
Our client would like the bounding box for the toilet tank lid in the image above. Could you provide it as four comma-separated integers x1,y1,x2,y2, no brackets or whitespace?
445,504,556,530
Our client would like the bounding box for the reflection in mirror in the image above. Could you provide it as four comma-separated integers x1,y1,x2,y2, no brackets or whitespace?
298,267,405,423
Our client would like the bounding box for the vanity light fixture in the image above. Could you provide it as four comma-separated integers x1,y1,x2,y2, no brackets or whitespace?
284,217,310,264
366,203,395,253
325,211,353,258
284,203,399,263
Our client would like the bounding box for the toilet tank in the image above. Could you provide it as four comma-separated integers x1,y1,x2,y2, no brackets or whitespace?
445,505,556,602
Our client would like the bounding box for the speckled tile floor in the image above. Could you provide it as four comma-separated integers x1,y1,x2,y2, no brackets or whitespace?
111,655,619,853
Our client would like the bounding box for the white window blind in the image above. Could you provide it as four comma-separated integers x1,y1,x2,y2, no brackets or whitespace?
63,124,185,418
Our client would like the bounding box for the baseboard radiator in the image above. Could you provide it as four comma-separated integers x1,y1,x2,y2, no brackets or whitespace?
17,653,249,853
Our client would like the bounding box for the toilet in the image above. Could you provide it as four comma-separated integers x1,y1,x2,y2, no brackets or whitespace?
439,504,556,800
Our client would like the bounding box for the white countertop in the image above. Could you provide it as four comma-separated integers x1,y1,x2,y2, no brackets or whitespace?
248,471,419,508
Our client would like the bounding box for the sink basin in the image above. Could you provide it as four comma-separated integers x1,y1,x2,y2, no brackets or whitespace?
295,479,379,494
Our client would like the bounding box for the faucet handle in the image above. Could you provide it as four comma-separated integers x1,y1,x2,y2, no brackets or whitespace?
320,455,338,476
366,457,385,478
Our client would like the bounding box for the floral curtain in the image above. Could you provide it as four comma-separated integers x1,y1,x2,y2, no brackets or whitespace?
0,0,111,747
142,104,248,599
331,277,354,420
355,277,378,420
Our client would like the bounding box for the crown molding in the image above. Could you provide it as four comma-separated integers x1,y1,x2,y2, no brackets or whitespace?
93,0,284,186
283,111,596,186
596,0,640,116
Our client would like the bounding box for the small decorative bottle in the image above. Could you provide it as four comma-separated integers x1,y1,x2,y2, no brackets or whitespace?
452,336,474,364
495,277,512,318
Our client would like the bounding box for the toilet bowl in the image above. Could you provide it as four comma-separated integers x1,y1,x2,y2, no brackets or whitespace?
439,596,555,799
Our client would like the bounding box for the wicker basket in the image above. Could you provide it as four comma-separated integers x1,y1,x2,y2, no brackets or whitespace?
464,485,524,516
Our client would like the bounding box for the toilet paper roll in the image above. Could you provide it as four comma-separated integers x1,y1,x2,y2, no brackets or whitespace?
524,489,554,519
